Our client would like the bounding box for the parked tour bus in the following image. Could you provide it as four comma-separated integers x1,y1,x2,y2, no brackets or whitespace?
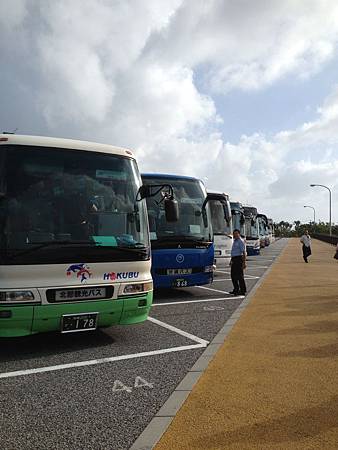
142,174,224,289
0,134,177,337
230,201,246,238
257,213,269,248
267,218,275,243
243,206,260,255
208,191,233,266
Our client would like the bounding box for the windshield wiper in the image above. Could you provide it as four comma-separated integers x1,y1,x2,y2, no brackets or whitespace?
116,244,148,253
156,235,207,242
6,240,98,259
4,239,150,260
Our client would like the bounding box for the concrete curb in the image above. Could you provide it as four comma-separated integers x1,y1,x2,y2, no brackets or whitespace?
129,240,288,450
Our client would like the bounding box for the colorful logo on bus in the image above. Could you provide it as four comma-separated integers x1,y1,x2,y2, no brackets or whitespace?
66,263,92,283
103,271,139,281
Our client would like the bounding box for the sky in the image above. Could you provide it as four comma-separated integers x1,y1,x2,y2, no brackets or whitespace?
1,0,338,224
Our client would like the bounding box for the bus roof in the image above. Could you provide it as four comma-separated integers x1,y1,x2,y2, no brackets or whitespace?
243,205,258,215
230,201,243,208
0,134,135,159
142,173,202,182
257,213,268,221
207,190,230,199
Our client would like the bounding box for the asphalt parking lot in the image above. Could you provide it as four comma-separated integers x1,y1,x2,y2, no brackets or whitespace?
0,239,287,450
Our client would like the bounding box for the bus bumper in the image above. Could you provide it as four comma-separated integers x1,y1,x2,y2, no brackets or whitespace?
0,292,153,337
153,272,213,289
246,246,260,256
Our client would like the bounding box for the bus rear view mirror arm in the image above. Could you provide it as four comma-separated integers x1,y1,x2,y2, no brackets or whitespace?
136,183,179,222
137,183,174,201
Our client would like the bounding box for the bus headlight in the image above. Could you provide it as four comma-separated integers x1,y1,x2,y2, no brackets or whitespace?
121,281,153,295
0,291,35,303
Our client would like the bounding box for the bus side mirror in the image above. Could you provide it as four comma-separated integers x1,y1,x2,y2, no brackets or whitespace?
138,185,151,199
164,197,179,222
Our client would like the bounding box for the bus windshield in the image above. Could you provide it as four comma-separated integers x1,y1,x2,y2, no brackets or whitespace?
0,145,149,264
258,218,267,235
209,200,231,235
247,220,259,238
142,176,212,243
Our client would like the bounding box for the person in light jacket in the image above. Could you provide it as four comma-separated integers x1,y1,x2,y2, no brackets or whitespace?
300,230,311,263
230,229,247,295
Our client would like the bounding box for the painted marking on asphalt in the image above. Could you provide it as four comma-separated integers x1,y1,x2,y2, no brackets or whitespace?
0,319,208,380
147,316,209,346
246,265,269,269
247,258,275,262
203,305,225,311
196,285,230,295
0,344,206,380
134,376,154,389
213,276,260,281
152,296,244,307
112,380,132,393
112,377,154,393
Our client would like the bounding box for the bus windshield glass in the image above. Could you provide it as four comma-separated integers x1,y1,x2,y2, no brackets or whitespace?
209,200,231,235
143,176,212,243
258,218,267,235
247,220,259,238
232,212,243,233
0,145,149,264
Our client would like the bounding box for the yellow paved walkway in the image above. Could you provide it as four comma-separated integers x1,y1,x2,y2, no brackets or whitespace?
155,239,338,450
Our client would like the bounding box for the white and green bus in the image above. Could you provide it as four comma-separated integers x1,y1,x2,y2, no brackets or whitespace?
0,134,176,337
207,191,233,267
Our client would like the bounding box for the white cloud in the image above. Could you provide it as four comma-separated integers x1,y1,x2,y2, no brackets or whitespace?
0,0,27,29
1,0,338,224
148,0,338,92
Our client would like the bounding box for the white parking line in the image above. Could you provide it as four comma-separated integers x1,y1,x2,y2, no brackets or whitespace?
0,344,206,380
213,276,260,281
196,285,230,294
246,265,269,269
153,296,244,306
247,259,275,262
0,318,209,380
147,317,208,346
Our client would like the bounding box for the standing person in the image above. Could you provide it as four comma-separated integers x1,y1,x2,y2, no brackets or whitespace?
334,243,338,260
230,229,247,295
300,230,312,263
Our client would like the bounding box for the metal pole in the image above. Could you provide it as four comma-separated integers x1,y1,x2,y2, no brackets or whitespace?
304,205,316,224
329,188,332,237
310,184,332,236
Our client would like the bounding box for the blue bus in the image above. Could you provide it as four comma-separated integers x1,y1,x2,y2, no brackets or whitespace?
142,174,223,289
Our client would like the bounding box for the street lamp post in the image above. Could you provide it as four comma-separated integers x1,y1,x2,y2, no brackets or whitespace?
304,205,316,224
310,184,332,236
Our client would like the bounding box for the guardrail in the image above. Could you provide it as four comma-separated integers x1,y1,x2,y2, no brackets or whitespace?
312,233,338,246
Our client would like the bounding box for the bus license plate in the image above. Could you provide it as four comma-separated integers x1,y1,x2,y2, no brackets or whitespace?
61,313,98,333
167,268,192,275
172,279,188,288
